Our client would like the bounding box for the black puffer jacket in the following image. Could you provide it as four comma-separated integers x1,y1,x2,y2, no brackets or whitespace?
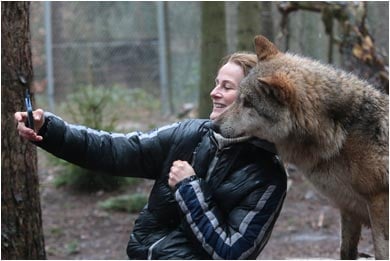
36,113,287,260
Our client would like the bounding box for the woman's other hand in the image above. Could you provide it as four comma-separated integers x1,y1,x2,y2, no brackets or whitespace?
168,160,196,189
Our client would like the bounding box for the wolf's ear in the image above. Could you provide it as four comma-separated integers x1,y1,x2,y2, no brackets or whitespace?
257,73,295,106
254,35,280,61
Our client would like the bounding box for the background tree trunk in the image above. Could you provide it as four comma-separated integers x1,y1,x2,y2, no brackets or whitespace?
236,2,261,50
259,2,274,41
198,2,226,118
1,2,46,259
237,2,275,51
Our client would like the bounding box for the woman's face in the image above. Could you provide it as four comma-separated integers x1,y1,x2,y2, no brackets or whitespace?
209,62,244,120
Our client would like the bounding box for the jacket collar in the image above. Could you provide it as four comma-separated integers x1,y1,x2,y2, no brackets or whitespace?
212,132,250,150
212,131,277,155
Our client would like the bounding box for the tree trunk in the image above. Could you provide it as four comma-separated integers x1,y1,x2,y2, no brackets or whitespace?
237,2,261,51
198,2,226,118
1,2,46,259
259,2,274,41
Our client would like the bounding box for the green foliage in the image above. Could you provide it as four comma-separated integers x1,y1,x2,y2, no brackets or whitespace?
59,84,160,124
62,85,118,130
65,240,79,255
122,87,160,112
98,193,148,213
48,227,64,237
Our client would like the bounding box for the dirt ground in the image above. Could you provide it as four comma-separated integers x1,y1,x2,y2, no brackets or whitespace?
37,115,374,260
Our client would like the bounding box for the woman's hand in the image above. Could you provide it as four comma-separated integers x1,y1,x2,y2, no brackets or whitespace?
14,108,45,142
168,160,196,189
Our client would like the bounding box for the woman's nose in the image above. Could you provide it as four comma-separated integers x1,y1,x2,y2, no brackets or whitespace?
210,86,222,98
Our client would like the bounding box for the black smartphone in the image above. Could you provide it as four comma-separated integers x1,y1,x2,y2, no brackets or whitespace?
24,89,35,130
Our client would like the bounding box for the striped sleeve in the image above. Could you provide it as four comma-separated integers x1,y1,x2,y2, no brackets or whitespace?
175,178,286,259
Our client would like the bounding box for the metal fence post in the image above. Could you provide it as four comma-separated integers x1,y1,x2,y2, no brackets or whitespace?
157,1,173,115
44,1,54,112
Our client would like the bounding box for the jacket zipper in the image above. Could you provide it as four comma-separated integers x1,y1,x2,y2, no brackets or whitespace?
206,153,220,182
206,133,233,182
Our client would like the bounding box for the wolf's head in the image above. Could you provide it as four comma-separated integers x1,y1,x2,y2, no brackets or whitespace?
213,35,297,143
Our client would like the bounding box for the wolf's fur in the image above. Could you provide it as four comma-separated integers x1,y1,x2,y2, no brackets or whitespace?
214,35,389,259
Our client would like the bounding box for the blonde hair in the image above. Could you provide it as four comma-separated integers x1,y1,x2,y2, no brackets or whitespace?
220,52,258,77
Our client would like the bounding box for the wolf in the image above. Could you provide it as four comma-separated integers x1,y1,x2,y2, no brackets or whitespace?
213,35,389,260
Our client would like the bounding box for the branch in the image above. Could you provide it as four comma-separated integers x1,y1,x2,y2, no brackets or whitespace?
278,1,388,93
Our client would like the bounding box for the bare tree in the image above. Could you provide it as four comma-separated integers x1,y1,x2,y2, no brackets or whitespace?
279,1,388,93
1,2,46,259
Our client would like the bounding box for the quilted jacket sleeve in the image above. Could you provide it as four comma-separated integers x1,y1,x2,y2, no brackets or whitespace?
35,112,178,179
174,163,287,259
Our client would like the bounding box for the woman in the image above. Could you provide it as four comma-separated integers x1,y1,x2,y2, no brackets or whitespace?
15,52,287,259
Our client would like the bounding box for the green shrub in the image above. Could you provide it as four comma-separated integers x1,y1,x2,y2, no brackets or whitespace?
66,240,80,255
62,84,118,130
98,193,148,213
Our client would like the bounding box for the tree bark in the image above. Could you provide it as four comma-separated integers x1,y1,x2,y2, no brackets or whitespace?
237,2,275,51
237,2,261,51
259,2,274,41
1,2,46,259
198,2,226,118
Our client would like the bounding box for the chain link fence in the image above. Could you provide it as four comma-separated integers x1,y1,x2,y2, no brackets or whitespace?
31,2,201,114
30,2,388,114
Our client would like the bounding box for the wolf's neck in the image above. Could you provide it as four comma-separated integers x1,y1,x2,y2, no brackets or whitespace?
276,138,342,171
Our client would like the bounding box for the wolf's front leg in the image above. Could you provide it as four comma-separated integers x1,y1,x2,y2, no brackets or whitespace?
340,210,361,259
367,192,389,260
